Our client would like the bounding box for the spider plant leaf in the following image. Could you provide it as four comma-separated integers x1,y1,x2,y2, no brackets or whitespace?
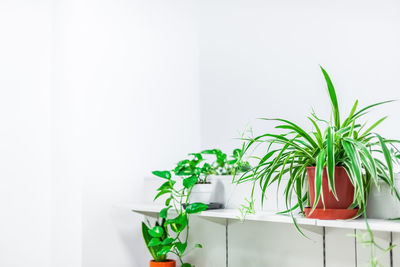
310,150,326,214
308,117,323,148
342,140,364,198
277,153,293,185
360,116,387,138
291,216,309,239
376,134,394,184
320,66,340,128
277,194,307,214
296,171,305,213
351,100,395,121
337,124,361,136
326,126,337,198
262,133,315,159
347,120,356,138
255,149,279,173
261,118,318,148
260,145,290,206
311,110,329,124
342,100,359,127
344,138,378,186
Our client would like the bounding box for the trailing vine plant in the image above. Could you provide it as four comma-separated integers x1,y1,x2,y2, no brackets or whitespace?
146,148,250,266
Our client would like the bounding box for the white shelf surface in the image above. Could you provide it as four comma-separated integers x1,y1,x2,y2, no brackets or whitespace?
126,203,400,233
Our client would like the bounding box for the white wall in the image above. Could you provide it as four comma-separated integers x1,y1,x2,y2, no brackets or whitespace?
200,0,400,151
0,1,53,266
199,0,400,266
70,1,201,267
1,1,200,266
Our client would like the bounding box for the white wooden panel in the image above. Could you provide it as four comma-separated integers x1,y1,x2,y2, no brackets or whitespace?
356,230,391,267
229,220,322,267
185,216,226,267
326,228,355,267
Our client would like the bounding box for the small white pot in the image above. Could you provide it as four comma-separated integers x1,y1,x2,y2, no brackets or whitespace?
189,183,214,204
367,173,400,219
188,175,230,205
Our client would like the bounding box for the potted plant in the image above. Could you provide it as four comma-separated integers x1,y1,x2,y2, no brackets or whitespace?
170,149,250,205
142,219,176,267
236,66,400,221
147,149,249,266
171,152,214,205
199,148,251,207
150,169,208,267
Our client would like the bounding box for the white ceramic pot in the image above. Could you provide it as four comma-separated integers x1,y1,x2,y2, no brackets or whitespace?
189,183,214,204
367,173,400,219
188,175,231,205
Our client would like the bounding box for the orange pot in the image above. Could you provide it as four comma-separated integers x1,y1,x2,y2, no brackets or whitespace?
306,166,357,219
150,260,176,267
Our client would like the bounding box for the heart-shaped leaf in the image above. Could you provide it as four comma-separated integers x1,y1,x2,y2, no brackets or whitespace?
183,175,198,188
152,171,171,179
148,226,163,238
185,203,208,214
159,206,171,219
148,238,161,247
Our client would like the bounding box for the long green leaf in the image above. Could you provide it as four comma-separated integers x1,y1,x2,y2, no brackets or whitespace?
326,126,337,198
376,134,394,184
342,140,364,199
342,100,359,127
351,100,395,121
320,66,340,128
308,117,323,148
344,138,378,187
261,118,318,148
360,117,387,138
311,150,326,214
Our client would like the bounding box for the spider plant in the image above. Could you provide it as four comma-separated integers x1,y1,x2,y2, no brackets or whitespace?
235,66,400,265
236,66,400,218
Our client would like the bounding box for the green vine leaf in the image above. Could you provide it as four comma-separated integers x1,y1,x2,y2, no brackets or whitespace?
185,203,208,214
152,170,171,179
148,238,161,247
159,206,171,219
148,226,163,238
183,175,198,188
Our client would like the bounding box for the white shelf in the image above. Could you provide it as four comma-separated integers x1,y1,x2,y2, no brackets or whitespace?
126,203,400,233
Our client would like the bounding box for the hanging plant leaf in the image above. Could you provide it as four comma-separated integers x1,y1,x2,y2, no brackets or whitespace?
148,226,164,238
183,175,198,188
185,203,208,214
152,171,171,179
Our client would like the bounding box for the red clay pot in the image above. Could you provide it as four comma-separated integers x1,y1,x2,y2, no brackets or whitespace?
306,166,356,219
150,260,176,267
304,208,358,220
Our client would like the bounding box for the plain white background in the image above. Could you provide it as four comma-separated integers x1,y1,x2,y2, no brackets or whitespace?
1,0,400,266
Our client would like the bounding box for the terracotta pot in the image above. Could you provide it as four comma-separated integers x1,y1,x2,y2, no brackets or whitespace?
150,260,176,267
304,207,358,220
306,166,356,219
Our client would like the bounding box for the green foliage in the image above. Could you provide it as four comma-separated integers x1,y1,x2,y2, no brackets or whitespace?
170,148,251,184
185,203,208,214
236,67,400,265
238,67,400,215
142,220,167,262
201,148,251,177
146,147,250,265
